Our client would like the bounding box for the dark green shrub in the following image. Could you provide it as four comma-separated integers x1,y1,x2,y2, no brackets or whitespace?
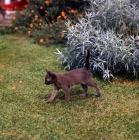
10,0,88,45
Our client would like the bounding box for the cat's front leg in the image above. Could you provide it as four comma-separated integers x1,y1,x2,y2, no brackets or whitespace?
47,86,59,103
62,86,70,102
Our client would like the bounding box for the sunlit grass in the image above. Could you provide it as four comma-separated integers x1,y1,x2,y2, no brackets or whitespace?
0,35,139,140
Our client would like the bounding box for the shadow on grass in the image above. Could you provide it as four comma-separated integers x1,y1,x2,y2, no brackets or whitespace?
38,88,96,103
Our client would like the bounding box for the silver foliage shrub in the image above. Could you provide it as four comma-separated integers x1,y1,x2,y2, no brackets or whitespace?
55,0,139,80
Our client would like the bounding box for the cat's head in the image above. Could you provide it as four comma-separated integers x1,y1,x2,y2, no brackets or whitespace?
45,70,57,85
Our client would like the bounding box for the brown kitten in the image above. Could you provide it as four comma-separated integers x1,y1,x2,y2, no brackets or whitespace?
45,50,101,103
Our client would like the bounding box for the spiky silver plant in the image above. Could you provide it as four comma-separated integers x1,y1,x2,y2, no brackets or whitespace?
55,0,139,80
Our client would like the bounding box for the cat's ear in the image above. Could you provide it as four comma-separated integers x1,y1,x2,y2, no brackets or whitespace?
46,69,54,75
46,69,50,73
46,69,56,79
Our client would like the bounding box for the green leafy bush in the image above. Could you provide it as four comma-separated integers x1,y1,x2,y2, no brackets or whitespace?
0,26,15,35
10,0,88,45
56,0,139,80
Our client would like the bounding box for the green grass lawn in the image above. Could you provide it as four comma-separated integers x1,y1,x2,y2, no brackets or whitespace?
0,35,139,140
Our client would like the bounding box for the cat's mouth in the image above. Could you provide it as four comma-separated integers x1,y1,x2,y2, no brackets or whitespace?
45,80,53,85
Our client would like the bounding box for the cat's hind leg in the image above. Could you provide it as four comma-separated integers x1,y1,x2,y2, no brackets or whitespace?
80,84,88,97
87,80,101,97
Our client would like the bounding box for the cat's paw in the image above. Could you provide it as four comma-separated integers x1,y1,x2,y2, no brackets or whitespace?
46,99,53,103
79,93,86,97
96,94,101,97
63,99,69,102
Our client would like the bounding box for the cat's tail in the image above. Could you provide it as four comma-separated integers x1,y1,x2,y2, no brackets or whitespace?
85,50,90,70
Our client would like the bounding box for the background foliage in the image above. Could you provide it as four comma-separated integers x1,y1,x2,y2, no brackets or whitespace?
56,0,139,80
3,0,139,80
